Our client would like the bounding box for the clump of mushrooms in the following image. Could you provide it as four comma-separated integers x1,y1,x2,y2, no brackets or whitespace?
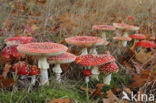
113,23,139,47
48,52,76,82
75,53,115,81
17,42,68,85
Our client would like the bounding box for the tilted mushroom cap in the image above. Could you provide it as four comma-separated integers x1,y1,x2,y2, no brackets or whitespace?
74,54,115,66
92,25,116,31
12,61,30,75
48,52,76,64
29,65,40,76
5,36,35,46
1,45,24,61
129,34,146,40
113,36,132,41
17,42,68,56
65,36,108,47
135,40,156,48
113,23,139,31
99,62,118,73
82,69,91,76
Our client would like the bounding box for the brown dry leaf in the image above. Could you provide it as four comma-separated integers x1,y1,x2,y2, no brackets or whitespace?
2,63,11,79
135,50,153,64
102,90,120,103
0,75,15,89
48,98,70,103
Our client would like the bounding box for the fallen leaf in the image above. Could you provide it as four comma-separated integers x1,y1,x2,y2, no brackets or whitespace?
2,63,11,79
0,75,15,89
48,98,70,103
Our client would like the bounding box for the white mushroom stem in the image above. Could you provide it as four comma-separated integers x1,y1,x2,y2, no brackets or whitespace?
81,48,88,55
38,56,49,85
122,32,128,47
20,75,27,79
31,75,36,85
53,64,62,82
89,47,97,54
102,32,107,40
85,76,90,83
103,73,112,85
91,66,100,81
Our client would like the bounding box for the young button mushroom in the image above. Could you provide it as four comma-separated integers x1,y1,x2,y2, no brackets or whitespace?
48,52,76,82
17,42,68,85
82,69,91,83
99,62,118,85
12,61,30,79
29,65,40,85
113,36,132,47
5,36,35,46
129,34,146,50
92,25,116,40
113,23,139,46
65,36,106,55
75,54,115,81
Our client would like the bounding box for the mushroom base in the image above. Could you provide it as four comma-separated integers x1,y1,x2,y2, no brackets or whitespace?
31,75,36,85
85,76,90,83
103,73,112,85
53,64,62,82
40,69,49,85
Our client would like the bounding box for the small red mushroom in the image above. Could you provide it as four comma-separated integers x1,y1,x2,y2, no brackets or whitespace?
29,65,40,85
12,61,30,79
135,40,155,48
82,69,91,83
99,62,118,85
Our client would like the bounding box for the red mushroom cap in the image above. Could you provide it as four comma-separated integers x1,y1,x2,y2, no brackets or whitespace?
113,36,132,41
12,61,30,75
17,42,68,56
75,54,115,66
113,23,139,31
48,52,76,64
5,36,35,46
82,69,91,76
29,65,40,76
129,34,146,40
1,45,24,61
92,25,116,31
65,36,108,47
99,62,118,73
135,40,156,48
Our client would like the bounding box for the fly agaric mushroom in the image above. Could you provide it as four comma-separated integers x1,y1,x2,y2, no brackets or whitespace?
12,61,30,79
1,45,24,78
17,42,68,85
135,40,156,49
48,52,76,82
65,36,107,55
113,23,139,46
99,62,118,85
29,65,40,85
113,36,132,47
82,69,91,83
92,25,116,40
129,34,146,50
75,54,115,81
150,37,156,41
5,36,35,46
